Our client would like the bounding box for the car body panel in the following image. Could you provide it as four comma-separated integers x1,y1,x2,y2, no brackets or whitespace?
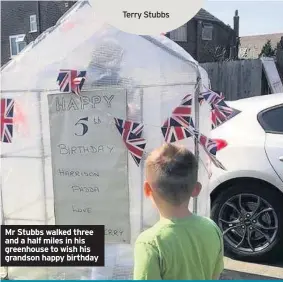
227,93,283,113
210,167,283,194
265,133,283,183
209,93,283,194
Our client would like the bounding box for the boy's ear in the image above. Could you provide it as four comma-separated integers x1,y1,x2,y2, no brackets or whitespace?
144,181,152,198
191,182,202,198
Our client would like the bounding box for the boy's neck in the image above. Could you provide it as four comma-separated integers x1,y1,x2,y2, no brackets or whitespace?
158,204,192,220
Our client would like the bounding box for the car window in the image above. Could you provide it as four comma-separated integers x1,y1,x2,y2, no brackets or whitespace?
258,105,283,134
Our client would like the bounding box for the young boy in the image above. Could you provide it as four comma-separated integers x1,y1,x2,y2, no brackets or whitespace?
134,144,224,280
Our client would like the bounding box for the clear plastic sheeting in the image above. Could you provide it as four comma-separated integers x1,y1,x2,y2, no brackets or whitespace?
1,0,212,280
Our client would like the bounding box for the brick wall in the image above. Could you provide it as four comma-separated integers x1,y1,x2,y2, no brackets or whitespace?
38,1,76,32
1,1,38,65
1,1,76,66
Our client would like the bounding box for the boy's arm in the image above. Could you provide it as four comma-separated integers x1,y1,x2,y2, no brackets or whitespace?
212,249,224,279
212,228,224,280
133,242,162,280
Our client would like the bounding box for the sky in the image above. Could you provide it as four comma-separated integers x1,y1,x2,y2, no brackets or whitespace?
204,0,283,36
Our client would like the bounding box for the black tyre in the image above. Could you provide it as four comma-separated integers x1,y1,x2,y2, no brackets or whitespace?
211,182,283,262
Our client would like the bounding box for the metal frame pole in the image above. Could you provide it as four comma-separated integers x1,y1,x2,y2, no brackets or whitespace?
0,184,9,280
36,92,48,225
140,88,144,232
36,91,49,279
193,77,201,214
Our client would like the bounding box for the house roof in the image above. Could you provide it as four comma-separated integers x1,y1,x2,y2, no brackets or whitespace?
193,8,234,32
194,9,222,23
239,33,283,59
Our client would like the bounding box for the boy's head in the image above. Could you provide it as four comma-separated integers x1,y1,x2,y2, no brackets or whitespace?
144,143,201,207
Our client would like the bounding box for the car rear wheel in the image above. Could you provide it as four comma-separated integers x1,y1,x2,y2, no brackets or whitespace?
211,182,283,262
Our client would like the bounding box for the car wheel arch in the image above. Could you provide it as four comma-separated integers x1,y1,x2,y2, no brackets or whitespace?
210,176,283,205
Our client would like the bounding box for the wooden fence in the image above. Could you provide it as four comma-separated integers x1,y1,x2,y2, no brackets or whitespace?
200,59,263,101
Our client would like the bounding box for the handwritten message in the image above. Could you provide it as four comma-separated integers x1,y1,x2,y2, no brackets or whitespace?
48,89,130,243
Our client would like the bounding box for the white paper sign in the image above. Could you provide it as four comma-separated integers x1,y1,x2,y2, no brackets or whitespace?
48,88,130,243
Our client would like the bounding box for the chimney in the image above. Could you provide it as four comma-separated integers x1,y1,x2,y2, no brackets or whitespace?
233,10,240,59
234,10,239,38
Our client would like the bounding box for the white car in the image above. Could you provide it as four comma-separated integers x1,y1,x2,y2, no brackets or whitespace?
209,93,283,262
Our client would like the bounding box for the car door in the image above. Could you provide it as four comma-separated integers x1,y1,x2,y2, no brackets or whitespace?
258,104,283,182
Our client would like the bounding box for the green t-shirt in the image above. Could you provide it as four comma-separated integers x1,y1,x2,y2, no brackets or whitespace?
134,214,224,280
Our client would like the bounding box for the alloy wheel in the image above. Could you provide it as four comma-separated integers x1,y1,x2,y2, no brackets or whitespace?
218,193,278,254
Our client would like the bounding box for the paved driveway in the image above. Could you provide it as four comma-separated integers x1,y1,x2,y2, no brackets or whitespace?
221,257,283,280
1,257,283,280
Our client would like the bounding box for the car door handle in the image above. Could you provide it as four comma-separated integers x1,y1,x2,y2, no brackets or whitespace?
280,156,283,162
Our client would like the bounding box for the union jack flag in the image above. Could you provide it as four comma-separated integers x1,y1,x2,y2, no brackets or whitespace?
161,93,226,170
163,94,194,128
200,88,223,104
13,102,29,137
1,98,14,143
193,131,226,170
200,88,233,128
201,144,226,170
211,99,234,129
161,126,192,143
162,94,196,142
197,133,217,156
60,21,75,32
114,118,146,166
57,69,86,95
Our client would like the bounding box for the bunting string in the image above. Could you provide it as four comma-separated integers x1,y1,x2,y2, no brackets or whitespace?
160,93,226,170
2,74,230,171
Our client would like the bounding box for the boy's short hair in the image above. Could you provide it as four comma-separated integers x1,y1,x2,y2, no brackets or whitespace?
145,143,198,206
